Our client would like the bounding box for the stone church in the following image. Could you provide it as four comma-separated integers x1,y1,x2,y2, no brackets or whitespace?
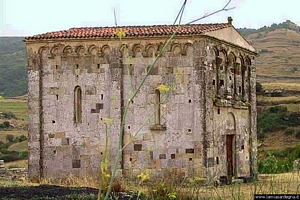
25,17,257,183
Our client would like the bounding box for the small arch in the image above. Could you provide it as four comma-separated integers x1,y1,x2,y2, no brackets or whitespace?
184,43,193,56
245,56,251,66
75,45,85,55
227,52,236,65
131,44,144,55
183,42,193,51
218,50,227,65
74,86,82,123
50,44,60,55
62,45,73,54
38,46,49,55
119,43,128,52
226,112,236,131
87,45,99,55
171,43,181,54
213,47,219,58
101,44,111,55
145,44,156,57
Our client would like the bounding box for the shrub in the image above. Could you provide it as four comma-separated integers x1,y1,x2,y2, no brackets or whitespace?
5,134,14,142
0,149,28,162
14,135,27,143
269,106,287,113
256,82,263,94
19,150,28,159
258,155,292,174
3,112,17,119
0,150,20,162
296,130,300,139
284,128,295,135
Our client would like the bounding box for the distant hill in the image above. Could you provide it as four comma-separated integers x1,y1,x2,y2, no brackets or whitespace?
237,20,300,83
0,37,27,98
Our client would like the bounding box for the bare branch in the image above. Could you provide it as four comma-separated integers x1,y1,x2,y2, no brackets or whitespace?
187,0,234,25
114,8,118,27
173,0,187,25
223,0,232,9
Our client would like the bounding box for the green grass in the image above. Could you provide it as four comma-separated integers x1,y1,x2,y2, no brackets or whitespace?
0,100,27,121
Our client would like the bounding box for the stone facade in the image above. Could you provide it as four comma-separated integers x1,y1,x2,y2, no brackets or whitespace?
25,19,257,183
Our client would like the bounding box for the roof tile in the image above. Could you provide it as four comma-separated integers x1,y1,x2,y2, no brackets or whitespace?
25,23,231,41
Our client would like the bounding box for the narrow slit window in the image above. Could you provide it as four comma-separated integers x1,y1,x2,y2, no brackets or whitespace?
155,89,161,125
74,86,82,123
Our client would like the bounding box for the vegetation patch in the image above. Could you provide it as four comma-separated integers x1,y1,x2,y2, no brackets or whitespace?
257,105,300,139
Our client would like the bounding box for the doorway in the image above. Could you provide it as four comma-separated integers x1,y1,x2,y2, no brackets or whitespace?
226,134,235,177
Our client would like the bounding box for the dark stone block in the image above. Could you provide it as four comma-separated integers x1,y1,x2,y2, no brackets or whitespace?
96,103,103,110
134,144,142,151
185,149,194,154
72,160,80,168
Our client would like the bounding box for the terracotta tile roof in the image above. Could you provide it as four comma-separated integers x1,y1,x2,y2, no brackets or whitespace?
25,23,231,41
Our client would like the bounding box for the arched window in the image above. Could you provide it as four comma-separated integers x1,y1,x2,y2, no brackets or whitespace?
74,86,82,123
155,89,161,125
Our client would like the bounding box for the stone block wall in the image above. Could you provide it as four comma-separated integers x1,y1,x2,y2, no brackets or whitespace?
0,160,28,181
25,35,256,181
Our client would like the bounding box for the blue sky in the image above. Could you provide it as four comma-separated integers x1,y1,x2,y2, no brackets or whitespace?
1,0,299,36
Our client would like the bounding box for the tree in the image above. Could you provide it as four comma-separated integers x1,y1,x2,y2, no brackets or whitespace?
6,134,14,143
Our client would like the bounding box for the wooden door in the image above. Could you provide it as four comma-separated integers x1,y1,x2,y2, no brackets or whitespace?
226,135,234,176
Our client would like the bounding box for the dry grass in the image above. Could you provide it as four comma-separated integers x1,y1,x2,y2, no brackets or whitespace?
262,82,300,91
5,159,28,169
249,29,300,81
8,140,28,151
0,130,27,143
257,95,300,104
279,103,300,112
39,174,100,189
258,131,299,151
0,172,299,199
0,99,28,121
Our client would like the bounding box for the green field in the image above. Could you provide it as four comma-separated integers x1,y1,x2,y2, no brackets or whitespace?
0,100,28,121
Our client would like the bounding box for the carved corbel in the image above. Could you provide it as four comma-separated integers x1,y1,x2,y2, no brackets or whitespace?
128,51,135,58
47,52,54,59
142,51,149,57
72,52,79,57
60,53,66,58
84,52,91,57
180,50,187,56
97,52,104,58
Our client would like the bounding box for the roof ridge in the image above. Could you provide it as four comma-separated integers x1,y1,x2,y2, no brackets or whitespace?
68,23,228,30
25,23,231,41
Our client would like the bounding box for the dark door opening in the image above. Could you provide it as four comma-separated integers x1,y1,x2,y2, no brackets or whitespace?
226,135,235,177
